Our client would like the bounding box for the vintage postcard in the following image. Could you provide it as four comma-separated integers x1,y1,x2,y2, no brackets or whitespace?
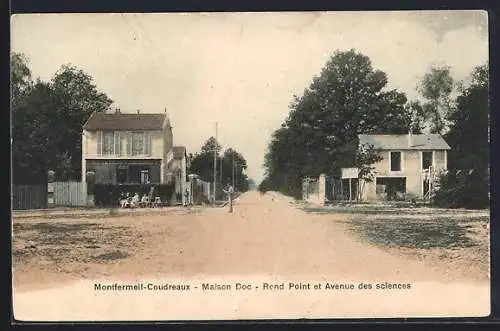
11,10,490,321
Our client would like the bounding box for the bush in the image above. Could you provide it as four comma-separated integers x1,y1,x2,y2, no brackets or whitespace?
433,169,489,209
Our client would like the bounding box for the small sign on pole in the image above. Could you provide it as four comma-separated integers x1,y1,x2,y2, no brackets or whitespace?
341,168,359,179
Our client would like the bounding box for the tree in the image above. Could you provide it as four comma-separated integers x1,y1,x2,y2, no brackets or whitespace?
354,143,383,200
222,148,248,191
190,137,223,184
247,178,257,190
12,81,57,182
262,49,415,197
189,139,250,194
433,63,489,209
189,152,217,183
11,58,113,183
417,64,455,134
200,136,222,154
404,100,426,134
11,52,32,106
445,64,489,171
51,65,113,179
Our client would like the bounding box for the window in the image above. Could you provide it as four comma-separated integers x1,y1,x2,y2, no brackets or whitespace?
132,132,144,156
102,131,114,155
422,151,433,170
128,132,151,156
140,170,150,184
97,131,121,156
390,152,401,172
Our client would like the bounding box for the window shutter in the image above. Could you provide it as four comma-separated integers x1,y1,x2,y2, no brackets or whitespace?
145,132,151,156
114,132,121,156
127,132,132,156
97,131,102,156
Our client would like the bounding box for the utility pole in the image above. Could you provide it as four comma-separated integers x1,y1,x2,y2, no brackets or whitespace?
232,151,235,189
220,150,223,185
235,162,238,191
213,122,218,207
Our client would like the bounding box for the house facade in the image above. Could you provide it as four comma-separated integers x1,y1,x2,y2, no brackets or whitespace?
81,110,175,185
356,133,451,201
167,146,190,204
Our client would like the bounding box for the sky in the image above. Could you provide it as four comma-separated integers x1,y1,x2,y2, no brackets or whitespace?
11,11,488,183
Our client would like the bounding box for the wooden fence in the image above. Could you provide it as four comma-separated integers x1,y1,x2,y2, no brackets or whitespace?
12,184,48,210
52,181,88,207
302,174,326,206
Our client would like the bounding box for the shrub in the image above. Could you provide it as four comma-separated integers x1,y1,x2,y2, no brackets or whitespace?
433,169,489,209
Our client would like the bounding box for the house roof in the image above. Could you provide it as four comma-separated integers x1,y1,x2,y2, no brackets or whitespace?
172,146,187,158
358,134,451,150
83,112,167,131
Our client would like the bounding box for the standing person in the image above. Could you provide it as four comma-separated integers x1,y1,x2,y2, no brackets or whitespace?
184,188,190,207
223,184,234,213
148,186,155,208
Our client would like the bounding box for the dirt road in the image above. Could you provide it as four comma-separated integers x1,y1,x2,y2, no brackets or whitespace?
12,191,490,320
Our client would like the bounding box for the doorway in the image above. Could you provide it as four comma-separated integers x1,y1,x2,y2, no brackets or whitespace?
376,177,406,201
117,166,128,184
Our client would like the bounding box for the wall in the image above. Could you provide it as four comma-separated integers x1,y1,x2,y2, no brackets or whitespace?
405,151,422,197
12,184,48,210
169,156,188,204
86,160,161,184
162,122,174,183
362,149,448,200
83,130,165,159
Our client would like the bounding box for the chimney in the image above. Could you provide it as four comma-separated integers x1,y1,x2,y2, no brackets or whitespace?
115,107,120,114
408,127,413,147
137,109,140,114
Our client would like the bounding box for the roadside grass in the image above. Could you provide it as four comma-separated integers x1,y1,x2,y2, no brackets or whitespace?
346,217,488,249
301,205,489,216
12,221,141,268
301,204,490,279
301,204,488,250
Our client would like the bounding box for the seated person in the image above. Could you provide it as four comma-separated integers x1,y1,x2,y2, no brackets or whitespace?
131,193,140,208
120,192,131,208
141,194,150,207
153,196,162,208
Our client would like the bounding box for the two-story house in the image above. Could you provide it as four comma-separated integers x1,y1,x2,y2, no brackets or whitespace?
356,133,451,201
81,110,175,185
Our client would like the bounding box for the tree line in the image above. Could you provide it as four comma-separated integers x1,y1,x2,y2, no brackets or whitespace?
188,137,251,193
11,52,113,183
259,49,489,209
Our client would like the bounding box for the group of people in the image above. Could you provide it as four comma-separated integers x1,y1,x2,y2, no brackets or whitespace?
118,185,236,210
120,186,157,208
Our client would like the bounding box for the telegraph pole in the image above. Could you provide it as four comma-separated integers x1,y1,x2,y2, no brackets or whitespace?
213,122,218,207
235,163,238,191
220,150,223,185
232,151,235,189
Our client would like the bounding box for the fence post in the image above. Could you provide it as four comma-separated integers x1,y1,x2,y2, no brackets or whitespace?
47,170,55,208
319,174,326,206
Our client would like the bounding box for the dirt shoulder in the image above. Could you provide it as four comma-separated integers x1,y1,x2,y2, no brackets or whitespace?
301,203,490,283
